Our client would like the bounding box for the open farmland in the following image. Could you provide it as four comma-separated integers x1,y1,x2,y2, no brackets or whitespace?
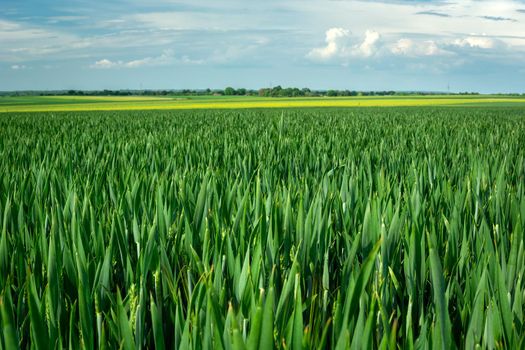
1,107,525,349
2,95,525,112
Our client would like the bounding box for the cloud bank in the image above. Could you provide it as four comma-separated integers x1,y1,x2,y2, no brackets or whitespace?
307,27,506,66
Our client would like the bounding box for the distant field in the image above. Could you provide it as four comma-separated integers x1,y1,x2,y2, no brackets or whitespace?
1,95,525,112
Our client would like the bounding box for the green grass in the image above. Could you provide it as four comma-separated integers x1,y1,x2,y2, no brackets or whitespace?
1,107,525,349
2,95,525,112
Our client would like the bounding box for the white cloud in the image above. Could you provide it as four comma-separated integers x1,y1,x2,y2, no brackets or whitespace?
391,39,451,57
453,36,496,49
10,64,26,70
179,55,205,65
358,30,380,57
307,28,351,60
307,27,515,66
90,59,117,69
307,28,380,62
90,51,172,69
391,39,413,55
89,50,202,69
390,34,507,58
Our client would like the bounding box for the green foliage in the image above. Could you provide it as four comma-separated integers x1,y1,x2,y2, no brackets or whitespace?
0,107,524,348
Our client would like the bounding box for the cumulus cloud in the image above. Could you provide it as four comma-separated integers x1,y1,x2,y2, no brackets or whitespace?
307,28,380,62
453,36,496,49
390,35,502,58
90,59,117,69
307,28,351,60
393,34,509,58
307,26,511,69
391,39,450,57
359,30,381,57
89,50,194,69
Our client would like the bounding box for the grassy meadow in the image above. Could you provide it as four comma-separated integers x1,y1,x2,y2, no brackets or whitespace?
1,106,525,349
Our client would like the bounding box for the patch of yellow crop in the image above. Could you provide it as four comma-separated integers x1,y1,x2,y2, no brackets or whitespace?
43,96,172,102
2,97,525,113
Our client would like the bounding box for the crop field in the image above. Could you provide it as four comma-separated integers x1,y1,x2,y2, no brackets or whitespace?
1,107,525,349
2,95,525,112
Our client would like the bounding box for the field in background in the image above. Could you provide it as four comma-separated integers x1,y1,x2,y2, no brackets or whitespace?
1,107,525,348
2,95,525,112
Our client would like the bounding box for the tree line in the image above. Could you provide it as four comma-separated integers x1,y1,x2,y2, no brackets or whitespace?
7,87,525,97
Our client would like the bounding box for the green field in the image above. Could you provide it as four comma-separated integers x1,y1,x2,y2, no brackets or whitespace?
2,95,525,112
1,107,525,349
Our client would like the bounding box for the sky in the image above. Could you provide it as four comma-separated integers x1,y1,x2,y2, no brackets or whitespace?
1,0,524,93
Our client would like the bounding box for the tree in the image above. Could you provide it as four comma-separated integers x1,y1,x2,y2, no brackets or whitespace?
224,87,236,95
270,85,282,97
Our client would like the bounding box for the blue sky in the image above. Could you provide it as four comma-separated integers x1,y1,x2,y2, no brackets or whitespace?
1,0,524,92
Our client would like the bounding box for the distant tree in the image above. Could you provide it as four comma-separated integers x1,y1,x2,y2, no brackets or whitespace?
291,88,303,97
280,88,291,97
237,88,247,96
224,87,236,95
270,85,282,97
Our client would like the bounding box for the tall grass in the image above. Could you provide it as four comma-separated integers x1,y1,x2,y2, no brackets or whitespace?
1,107,524,349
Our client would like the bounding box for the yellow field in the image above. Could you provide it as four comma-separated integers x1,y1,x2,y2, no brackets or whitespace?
1,95,525,112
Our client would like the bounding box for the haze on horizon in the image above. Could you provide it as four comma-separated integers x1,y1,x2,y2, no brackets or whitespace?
1,0,525,93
